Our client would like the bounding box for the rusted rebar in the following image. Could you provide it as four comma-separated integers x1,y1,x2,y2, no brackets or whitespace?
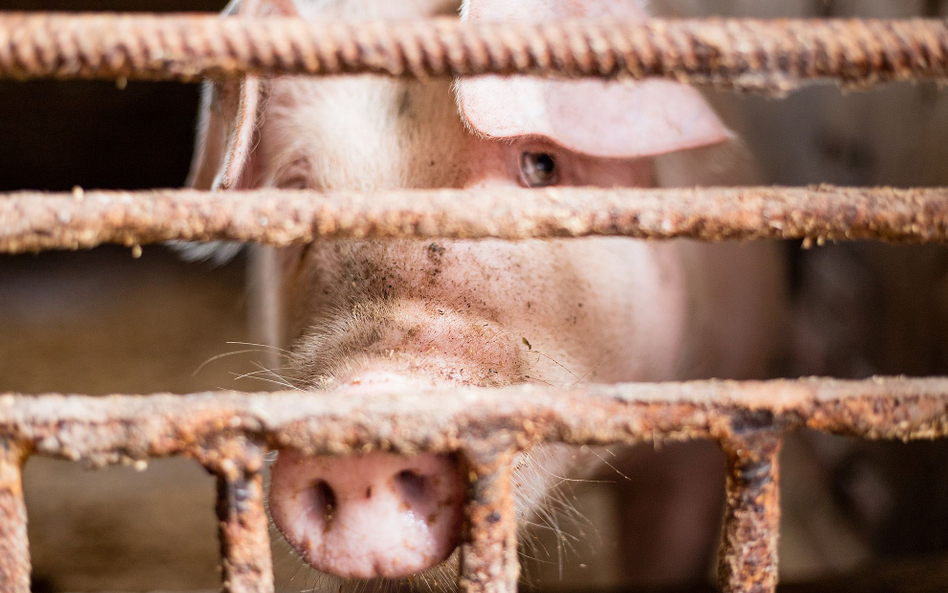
2,186,948,254
718,429,782,593
0,440,29,593
196,438,274,593
0,379,945,592
1,378,947,467
459,446,519,593
0,14,946,91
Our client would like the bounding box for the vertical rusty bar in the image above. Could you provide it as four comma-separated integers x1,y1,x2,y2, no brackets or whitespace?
0,440,29,593
199,439,274,593
718,428,782,593
458,446,519,593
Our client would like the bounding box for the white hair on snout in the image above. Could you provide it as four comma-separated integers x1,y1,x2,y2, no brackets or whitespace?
512,444,611,584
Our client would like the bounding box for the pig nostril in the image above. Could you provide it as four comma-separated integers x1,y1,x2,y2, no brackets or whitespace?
309,480,338,526
394,469,429,510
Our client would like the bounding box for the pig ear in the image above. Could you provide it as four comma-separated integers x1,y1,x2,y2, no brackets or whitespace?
179,0,298,264
187,77,261,191
186,0,299,191
456,0,729,159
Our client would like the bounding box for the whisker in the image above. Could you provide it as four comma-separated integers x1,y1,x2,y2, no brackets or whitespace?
235,367,298,381
193,348,265,377
581,445,631,481
533,350,579,379
232,372,300,391
525,375,557,387
518,549,559,565
235,362,304,392
569,366,596,387
227,340,295,355
534,462,614,485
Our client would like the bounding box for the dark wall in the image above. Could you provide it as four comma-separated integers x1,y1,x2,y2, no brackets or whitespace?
0,0,227,192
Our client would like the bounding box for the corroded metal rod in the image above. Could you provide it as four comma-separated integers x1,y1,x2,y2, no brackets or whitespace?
0,378,947,467
0,441,29,593
0,14,946,92
2,186,948,254
718,429,782,593
199,439,274,593
459,447,519,593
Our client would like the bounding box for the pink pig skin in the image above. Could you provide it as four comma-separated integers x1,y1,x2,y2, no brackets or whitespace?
188,0,788,587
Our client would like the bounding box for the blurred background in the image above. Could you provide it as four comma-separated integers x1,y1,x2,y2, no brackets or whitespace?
4,0,948,592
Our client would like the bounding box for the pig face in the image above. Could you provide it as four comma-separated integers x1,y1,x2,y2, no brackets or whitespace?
189,0,786,588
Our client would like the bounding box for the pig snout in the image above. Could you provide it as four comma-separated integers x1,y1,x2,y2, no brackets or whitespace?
269,450,466,579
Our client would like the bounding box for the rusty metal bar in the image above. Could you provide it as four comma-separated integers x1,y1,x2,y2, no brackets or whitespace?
718,428,782,593
196,438,274,593
0,440,29,593
0,14,946,91
1,378,947,466
2,186,948,254
459,446,519,593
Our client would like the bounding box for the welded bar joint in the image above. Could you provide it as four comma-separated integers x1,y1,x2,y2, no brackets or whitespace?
718,423,782,593
459,444,519,593
0,378,945,593
196,437,274,593
3,186,948,254
0,440,29,593
0,15,947,92
2,379,948,464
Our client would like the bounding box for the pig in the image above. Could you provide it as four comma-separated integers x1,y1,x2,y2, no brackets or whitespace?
186,0,788,587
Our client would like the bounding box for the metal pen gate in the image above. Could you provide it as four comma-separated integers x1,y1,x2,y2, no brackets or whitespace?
2,11,948,593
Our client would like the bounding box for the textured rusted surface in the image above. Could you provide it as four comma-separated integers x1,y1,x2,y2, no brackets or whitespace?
1,378,947,466
3,186,948,253
0,379,947,591
458,447,519,593
0,440,29,593
196,439,273,593
719,430,782,593
0,14,946,91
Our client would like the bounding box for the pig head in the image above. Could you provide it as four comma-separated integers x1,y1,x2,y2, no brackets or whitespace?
189,0,787,586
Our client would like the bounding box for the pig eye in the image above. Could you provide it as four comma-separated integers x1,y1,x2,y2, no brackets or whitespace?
275,159,312,189
278,176,308,190
520,152,559,187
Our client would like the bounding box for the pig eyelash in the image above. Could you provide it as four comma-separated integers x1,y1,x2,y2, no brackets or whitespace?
277,175,309,190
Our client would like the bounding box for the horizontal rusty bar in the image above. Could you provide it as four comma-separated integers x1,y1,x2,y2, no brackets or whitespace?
1,377,947,466
1,186,947,253
0,14,946,92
